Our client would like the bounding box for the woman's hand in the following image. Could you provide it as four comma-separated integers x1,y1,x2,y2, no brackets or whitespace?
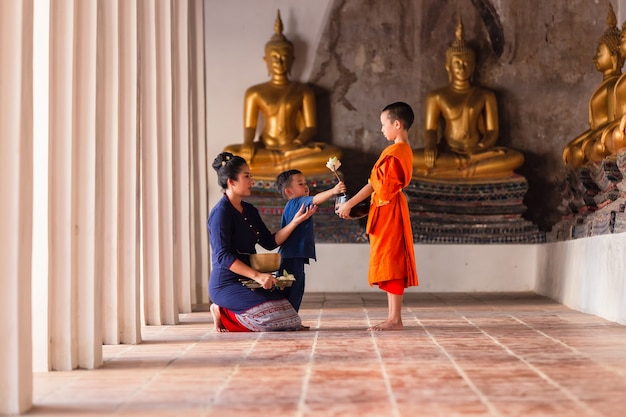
274,203,317,245
290,203,317,226
253,272,277,290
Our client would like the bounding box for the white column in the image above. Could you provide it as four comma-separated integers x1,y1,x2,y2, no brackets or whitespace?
48,0,76,371
172,0,192,313
155,0,178,324
73,0,101,368
96,0,120,345
139,0,164,325
190,0,209,305
0,0,34,414
117,0,141,344
32,0,51,372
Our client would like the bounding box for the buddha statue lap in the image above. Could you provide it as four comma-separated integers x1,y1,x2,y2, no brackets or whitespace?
412,17,524,180
563,5,623,168
223,10,341,181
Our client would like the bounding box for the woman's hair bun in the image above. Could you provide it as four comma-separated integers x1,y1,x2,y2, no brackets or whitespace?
212,152,234,172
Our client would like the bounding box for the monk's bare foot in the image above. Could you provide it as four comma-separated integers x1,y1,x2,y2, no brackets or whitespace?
368,320,403,331
210,303,227,333
298,324,311,331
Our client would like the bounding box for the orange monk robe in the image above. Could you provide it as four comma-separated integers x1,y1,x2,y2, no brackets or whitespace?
366,142,418,288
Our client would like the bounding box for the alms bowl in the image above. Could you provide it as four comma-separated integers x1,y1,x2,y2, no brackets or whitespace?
249,253,281,272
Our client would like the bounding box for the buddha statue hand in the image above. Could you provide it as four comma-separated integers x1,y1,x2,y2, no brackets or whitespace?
283,143,323,159
606,113,626,154
424,148,437,169
239,142,256,163
458,154,469,169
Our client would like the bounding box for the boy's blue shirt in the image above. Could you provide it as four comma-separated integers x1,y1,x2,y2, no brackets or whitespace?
279,195,316,260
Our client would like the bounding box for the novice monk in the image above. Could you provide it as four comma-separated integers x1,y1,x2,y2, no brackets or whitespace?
336,102,418,331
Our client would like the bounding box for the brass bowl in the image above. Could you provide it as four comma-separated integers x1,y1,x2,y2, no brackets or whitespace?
249,253,281,272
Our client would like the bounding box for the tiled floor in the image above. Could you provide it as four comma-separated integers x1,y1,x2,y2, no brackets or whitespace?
29,292,626,417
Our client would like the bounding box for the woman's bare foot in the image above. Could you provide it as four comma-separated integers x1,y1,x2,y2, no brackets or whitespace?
368,320,403,331
210,303,227,332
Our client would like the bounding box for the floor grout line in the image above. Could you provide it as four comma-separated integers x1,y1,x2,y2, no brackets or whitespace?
295,330,318,417
463,315,604,417
105,335,199,414
414,315,503,417
369,332,401,417
511,315,626,379
201,334,262,416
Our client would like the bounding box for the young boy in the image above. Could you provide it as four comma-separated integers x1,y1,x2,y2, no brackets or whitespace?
276,170,346,312
335,101,418,331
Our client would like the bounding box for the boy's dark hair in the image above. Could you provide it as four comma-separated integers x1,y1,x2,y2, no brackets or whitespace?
382,101,414,130
276,169,302,199
212,152,248,190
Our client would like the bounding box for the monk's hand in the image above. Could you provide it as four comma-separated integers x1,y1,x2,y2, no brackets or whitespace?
424,148,436,169
335,202,352,219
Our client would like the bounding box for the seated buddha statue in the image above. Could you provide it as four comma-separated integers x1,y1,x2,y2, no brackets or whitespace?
223,10,342,180
413,17,523,180
562,5,622,168
586,17,626,163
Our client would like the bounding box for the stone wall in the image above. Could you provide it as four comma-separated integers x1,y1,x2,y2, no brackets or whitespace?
308,0,613,231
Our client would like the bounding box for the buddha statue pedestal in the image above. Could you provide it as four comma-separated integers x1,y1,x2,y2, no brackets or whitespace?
405,175,545,244
246,171,368,244
549,150,626,240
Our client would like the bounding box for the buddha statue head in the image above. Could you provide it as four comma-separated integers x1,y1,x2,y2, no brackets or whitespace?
264,10,295,79
594,4,622,76
445,16,476,84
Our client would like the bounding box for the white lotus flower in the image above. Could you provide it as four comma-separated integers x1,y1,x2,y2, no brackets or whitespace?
325,156,343,184
326,156,341,172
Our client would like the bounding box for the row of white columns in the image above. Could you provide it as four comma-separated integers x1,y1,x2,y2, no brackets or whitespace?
0,0,210,414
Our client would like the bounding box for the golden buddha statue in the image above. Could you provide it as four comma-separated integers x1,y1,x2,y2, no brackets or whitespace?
223,10,342,180
562,5,622,168
412,17,523,180
585,18,626,163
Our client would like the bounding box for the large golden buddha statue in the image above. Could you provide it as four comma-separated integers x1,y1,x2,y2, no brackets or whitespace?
413,17,523,180
224,11,341,180
585,18,626,163
562,5,622,168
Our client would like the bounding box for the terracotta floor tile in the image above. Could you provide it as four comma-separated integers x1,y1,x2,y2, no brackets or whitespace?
29,292,626,417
